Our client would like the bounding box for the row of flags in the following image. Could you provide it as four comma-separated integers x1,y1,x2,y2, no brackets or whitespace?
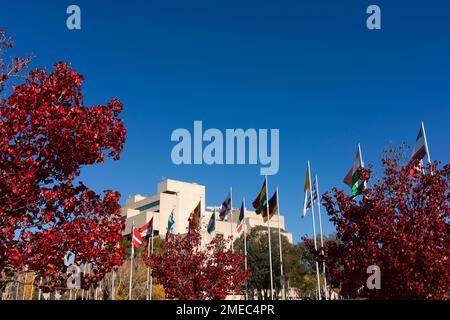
124,122,431,300
340,122,431,197
130,218,156,300
299,122,432,299
253,180,278,222
192,178,283,299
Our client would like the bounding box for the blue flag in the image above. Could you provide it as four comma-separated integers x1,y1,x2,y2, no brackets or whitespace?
207,210,216,234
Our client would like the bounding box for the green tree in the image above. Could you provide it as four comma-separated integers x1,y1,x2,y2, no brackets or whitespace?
234,226,317,299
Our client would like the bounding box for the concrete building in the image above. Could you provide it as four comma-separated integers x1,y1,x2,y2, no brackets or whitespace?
122,179,293,244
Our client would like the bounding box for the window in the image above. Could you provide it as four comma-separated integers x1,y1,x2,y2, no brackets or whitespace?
136,200,160,212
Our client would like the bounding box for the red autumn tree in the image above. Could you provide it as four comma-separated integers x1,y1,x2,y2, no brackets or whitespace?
0,31,126,292
145,221,248,300
314,146,449,299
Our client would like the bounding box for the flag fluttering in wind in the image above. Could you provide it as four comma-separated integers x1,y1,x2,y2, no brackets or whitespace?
236,201,245,233
343,144,365,197
139,218,153,239
305,177,318,213
218,193,231,221
167,209,175,233
166,209,175,240
410,122,430,164
302,163,313,217
207,210,216,234
252,180,267,215
188,201,202,223
132,225,143,249
262,191,277,222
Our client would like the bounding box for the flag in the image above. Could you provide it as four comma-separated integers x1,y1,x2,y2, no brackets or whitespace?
207,210,216,234
261,191,277,222
138,218,153,238
305,178,318,212
131,225,143,249
188,201,201,223
236,201,245,233
410,123,429,164
343,145,365,197
167,209,175,234
252,180,267,215
302,163,312,217
218,193,231,221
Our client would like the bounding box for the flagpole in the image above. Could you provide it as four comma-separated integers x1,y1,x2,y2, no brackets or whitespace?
111,271,116,300
15,274,19,300
315,175,329,300
81,263,86,300
265,175,274,300
243,197,248,300
308,161,322,300
275,187,285,300
230,187,234,253
200,195,204,249
128,222,134,300
421,121,431,163
146,233,151,300
358,143,367,190
229,188,235,299
22,268,27,300
38,277,42,300
149,224,155,301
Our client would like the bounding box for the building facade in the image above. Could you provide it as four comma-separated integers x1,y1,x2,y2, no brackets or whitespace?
122,179,293,244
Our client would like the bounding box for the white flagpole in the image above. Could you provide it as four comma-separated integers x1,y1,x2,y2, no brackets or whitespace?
421,121,432,164
149,224,155,300
22,270,27,300
15,274,19,300
146,233,150,300
111,271,116,300
315,175,329,300
265,176,275,300
81,263,87,300
358,143,367,190
230,187,234,253
38,277,42,300
308,161,322,300
229,188,235,299
275,187,286,300
128,222,134,300
199,195,204,249
243,197,248,300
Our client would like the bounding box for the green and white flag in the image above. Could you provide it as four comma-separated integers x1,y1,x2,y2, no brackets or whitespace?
343,144,365,196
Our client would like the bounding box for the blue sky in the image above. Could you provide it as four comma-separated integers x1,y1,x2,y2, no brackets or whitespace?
1,1,449,242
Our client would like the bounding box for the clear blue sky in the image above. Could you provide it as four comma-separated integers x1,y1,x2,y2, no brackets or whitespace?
1,1,449,242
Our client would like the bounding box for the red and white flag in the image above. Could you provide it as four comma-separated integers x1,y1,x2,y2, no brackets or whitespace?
138,218,154,238
410,122,429,164
236,201,245,233
132,225,143,249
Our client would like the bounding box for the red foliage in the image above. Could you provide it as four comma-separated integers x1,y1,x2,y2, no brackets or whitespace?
314,147,449,299
145,221,248,300
0,31,126,291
